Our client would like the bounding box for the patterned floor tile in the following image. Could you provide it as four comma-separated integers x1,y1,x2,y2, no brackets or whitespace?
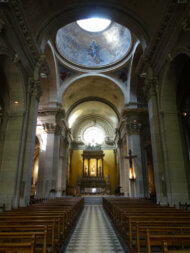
64,204,126,253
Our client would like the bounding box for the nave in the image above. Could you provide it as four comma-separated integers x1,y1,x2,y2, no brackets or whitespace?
1,196,190,252
64,197,126,253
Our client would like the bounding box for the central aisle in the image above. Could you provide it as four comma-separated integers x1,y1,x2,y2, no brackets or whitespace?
65,198,125,252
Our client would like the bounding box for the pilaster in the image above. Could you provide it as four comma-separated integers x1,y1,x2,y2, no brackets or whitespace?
36,108,70,198
122,108,147,198
142,70,168,205
0,111,25,209
19,78,41,207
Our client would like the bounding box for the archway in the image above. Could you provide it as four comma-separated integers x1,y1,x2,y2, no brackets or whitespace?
160,52,190,205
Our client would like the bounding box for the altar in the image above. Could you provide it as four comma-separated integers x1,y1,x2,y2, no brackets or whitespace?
78,145,108,194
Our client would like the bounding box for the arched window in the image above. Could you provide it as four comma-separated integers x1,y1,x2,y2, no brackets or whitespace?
83,126,105,145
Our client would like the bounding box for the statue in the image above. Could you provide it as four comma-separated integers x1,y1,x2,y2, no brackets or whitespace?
91,163,95,175
85,165,88,175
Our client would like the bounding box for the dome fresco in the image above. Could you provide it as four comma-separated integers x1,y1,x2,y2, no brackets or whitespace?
56,21,132,68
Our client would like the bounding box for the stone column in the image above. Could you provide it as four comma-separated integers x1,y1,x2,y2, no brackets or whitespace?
114,149,120,189
143,73,167,204
88,159,90,177
116,121,129,195
96,158,98,177
102,158,104,177
36,109,65,198
0,111,25,209
117,139,125,194
123,108,147,198
19,79,41,207
59,138,69,196
82,158,85,177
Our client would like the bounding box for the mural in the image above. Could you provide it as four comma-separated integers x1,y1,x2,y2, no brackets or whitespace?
56,22,132,68
58,63,76,86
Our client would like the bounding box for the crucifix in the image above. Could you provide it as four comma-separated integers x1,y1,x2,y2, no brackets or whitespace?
125,149,137,180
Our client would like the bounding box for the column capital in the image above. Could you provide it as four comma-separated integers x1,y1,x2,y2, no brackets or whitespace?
121,108,148,135
143,77,158,100
126,121,142,135
28,78,42,102
43,123,61,135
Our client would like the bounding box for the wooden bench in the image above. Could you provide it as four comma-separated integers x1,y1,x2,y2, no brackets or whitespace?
0,197,84,252
103,198,190,253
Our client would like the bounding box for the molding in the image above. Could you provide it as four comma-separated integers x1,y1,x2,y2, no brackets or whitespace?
0,0,49,75
144,1,189,74
181,11,190,32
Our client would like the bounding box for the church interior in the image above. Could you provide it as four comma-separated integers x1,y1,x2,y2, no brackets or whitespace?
0,0,190,252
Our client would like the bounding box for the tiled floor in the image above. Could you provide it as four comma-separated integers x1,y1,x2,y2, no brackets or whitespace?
64,203,126,252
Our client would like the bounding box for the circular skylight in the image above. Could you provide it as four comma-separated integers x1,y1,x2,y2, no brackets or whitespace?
77,18,111,32
83,126,105,145
56,21,132,68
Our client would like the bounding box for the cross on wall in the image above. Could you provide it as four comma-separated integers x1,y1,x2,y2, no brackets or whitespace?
125,149,137,180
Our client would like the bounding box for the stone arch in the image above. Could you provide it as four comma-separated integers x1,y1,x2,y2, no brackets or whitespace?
60,73,127,109
129,42,145,104
66,97,120,121
160,52,190,205
36,4,150,51
39,42,58,110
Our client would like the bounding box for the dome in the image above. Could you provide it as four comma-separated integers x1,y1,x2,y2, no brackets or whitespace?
55,19,132,69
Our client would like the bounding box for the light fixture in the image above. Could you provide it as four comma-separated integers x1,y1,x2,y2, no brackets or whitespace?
129,167,136,182
14,101,19,104
40,72,48,78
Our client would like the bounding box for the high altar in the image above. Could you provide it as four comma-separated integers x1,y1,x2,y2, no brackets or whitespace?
78,145,108,194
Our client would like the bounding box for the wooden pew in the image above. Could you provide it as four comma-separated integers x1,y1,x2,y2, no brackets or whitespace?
146,229,190,253
0,234,35,252
103,198,190,253
0,197,84,252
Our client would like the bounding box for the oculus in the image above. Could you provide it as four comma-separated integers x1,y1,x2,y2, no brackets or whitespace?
83,126,105,145
76,18,111,32
56,21,132,68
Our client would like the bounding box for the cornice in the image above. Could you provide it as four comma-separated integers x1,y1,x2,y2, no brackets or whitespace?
0,0,49,75
144,1,189,75
121,108,148,118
